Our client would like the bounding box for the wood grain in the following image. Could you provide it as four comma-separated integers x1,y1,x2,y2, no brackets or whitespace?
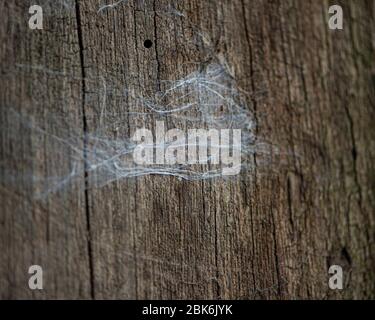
0,0,374,299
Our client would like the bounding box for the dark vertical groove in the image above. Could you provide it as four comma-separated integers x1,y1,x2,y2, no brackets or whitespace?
75,0,95,300
271,204,282,297
240,0,259,294
213,184,220,299
287,176,294,231
153,0,161,90
132,4,139,299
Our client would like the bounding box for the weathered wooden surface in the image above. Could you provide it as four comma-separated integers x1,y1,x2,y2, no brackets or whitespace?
0,0,374,299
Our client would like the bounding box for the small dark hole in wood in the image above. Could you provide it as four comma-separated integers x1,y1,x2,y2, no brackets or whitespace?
144,40,153,48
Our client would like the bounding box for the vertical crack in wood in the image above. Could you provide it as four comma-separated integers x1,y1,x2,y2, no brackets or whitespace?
75,0,95,299
132,3,140,299
213,184,220,299
240,0,267,295
153,0,161,91
346,4,364,213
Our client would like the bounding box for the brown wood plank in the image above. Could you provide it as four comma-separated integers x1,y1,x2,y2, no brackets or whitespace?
0,0,91,299
0,0,374,299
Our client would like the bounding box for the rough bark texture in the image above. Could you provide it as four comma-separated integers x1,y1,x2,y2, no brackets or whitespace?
0,0,374,299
